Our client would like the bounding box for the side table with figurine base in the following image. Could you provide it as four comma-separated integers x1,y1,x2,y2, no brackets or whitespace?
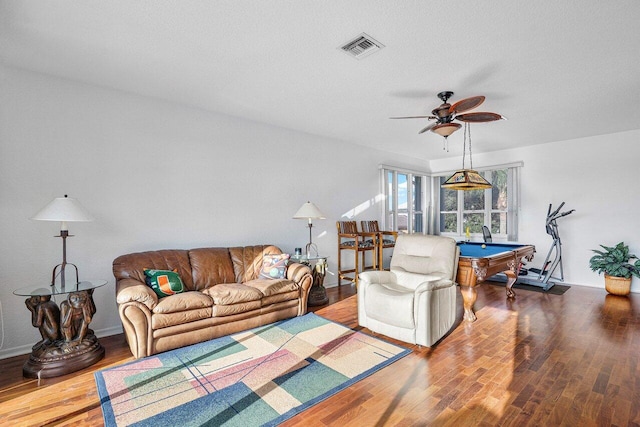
14,280,107,378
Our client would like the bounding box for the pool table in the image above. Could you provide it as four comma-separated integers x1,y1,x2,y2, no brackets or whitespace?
457,241,535,322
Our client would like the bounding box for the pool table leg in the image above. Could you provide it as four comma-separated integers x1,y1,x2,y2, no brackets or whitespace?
504,269,517,299
460,285,477,322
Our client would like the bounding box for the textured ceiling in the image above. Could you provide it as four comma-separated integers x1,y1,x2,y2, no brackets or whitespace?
1,0,639,161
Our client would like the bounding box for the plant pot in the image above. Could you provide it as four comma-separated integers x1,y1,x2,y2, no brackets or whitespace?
604,274,631,296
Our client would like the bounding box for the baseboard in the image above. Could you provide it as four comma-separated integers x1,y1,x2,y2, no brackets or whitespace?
95,325,124,338
0,325,124,361
0,343,34,360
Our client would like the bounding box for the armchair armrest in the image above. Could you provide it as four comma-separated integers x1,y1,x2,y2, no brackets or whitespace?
358,270,397,286
392,269,451,291
116,278,158,311
415,279,455,293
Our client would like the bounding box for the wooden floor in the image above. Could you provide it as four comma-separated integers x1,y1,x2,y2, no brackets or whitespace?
1,282,639,426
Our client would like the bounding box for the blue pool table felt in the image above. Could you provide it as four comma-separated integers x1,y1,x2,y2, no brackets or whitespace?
457,242,528,258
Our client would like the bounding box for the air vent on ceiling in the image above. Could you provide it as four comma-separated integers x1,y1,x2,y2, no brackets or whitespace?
339,33,384,59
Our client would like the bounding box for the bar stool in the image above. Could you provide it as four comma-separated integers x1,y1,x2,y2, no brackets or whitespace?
336,221,377,286
360,220,398,270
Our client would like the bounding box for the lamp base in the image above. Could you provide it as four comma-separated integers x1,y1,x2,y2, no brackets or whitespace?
51,230,80,287
305,242,319,258
52,262,79,288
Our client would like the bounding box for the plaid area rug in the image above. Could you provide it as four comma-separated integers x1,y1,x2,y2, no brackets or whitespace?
95,313,410,426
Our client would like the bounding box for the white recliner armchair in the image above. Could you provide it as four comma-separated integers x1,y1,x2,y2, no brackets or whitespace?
357,234,459,347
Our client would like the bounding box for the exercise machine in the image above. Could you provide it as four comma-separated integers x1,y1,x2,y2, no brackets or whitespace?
490,202,574,291
523,202,575,289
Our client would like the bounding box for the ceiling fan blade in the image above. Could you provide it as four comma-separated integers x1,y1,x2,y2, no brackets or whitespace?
455,112,504,122
449,96,485,114
418,123,437,134
390,115,436,120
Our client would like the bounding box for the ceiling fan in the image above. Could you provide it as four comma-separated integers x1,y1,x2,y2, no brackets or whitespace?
390,91,504,137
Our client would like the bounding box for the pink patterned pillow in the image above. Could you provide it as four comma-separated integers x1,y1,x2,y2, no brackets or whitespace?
259,254,290,279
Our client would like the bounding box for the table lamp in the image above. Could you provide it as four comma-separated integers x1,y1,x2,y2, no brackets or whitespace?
293,201,325,257
31,194,94,287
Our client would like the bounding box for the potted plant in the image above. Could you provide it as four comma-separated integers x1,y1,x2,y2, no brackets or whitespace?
589,242,640,295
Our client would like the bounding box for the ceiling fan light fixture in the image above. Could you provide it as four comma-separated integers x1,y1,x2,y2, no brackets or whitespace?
432,122,461,137
441,169,492,190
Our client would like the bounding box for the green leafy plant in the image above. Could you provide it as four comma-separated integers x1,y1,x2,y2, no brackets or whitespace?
589,242,640,279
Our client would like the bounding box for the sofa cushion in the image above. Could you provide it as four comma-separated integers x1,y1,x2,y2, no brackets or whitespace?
229,245,284,283
261,290,300,306
153,291,213,314
188,248,237,291
202,283,264,305
245,278,299,297
113,249,195,290
259,253,290,279
152,308,213,329
211,300,262,317
145,269,185,297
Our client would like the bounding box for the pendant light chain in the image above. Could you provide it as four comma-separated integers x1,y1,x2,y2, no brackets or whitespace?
462,123,467,169
468,122,473,170
441,121,492,191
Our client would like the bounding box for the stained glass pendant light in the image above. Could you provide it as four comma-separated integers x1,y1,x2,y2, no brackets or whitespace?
441,123,492,191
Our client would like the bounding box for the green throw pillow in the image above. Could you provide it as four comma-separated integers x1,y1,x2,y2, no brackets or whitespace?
259,254,290,279
144,268,185,297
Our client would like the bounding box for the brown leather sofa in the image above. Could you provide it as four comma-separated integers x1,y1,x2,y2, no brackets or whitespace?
113,245,313,359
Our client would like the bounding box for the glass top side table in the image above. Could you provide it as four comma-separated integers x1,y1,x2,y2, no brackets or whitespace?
290,255,329,307
14,279,107,297
13,280,107,378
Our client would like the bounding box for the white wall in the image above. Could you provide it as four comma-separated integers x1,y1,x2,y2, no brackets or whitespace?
0,66,428,358
430,129,640,291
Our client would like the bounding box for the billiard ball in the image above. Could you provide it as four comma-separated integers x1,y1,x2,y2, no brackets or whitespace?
481,244,486,249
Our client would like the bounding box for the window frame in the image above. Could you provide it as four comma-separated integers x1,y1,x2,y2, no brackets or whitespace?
380,165,430,234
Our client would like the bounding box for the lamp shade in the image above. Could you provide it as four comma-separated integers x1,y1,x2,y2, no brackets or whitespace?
31,195,94,228
293,201,325,219
441,169,493,191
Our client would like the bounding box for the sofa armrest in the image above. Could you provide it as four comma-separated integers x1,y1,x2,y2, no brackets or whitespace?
286,262,313,315
116,278,158,311
286,262,312,284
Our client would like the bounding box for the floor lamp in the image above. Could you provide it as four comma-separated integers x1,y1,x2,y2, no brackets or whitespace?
31,195,94,287
293,201,325,257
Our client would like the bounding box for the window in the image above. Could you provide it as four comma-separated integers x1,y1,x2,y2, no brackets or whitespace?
436,165,519,240
382,166,429,233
